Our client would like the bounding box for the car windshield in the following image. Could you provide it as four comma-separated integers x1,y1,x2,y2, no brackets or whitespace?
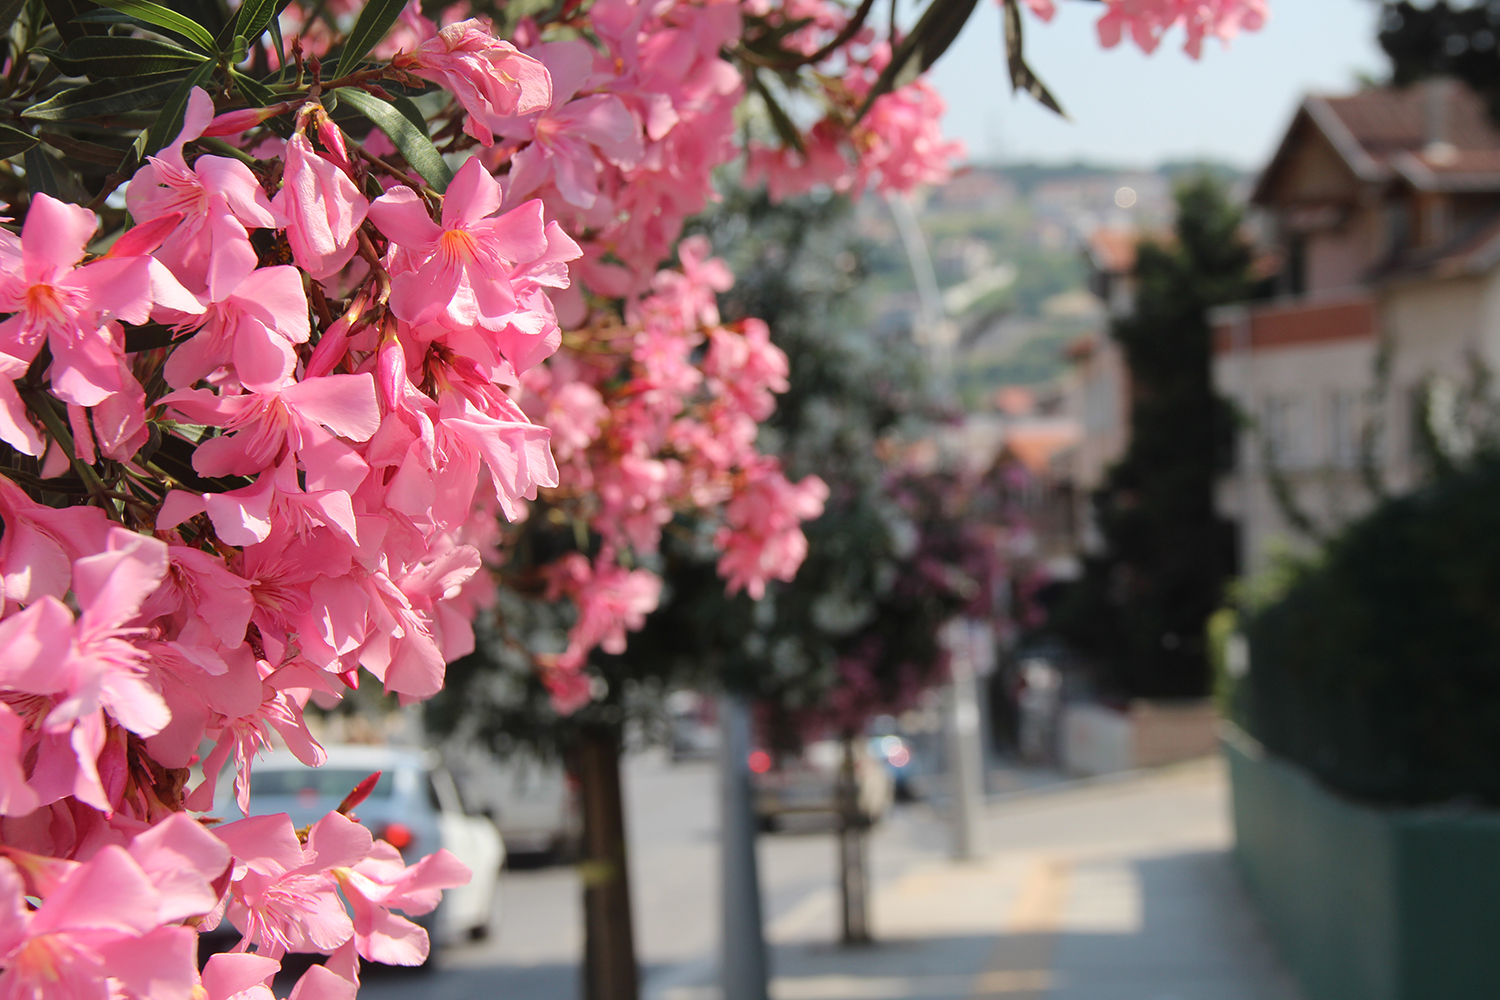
249,768,395,801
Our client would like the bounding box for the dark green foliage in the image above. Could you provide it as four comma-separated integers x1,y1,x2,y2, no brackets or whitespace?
1052,176,1248,699
1378,2,1500,123
1243,456,1500,805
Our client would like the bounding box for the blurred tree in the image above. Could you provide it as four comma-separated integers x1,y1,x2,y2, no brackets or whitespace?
429,187,1009,957
1378,1,1500,123
1051,176,1249,699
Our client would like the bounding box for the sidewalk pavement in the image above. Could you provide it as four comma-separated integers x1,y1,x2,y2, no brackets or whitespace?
654,757,1300,1000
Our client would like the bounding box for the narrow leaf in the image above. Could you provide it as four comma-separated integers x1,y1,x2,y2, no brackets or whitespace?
855,0,980,120
22,146,60,197
230,68,277,107
336,86,453,191
87,0,217,53
332,0,406,80
43,0,90,43
1002,0,1065,117
0,124,37,160
233,0,287,45
749,72,804,154
49,36,209,77
22,73,184,121
0,0,27,41
39,131,124,164
268,13,286,71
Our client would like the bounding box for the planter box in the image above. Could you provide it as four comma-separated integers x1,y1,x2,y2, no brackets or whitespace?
1060,699,1219,775
1225,727,1500,1000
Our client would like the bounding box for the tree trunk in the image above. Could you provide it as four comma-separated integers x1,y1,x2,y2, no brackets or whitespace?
836,734,871,945
576,723,639,1000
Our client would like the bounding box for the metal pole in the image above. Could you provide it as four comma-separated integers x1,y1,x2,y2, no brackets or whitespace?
720,694,770,1000
886,190,956,402
944,620,987,860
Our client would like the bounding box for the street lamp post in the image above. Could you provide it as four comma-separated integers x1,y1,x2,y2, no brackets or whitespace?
719,693,770,1000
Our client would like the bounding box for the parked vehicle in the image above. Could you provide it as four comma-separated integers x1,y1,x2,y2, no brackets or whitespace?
218,745,505,948
869,733,920,801
666,690,721,761
750,738,893,831
444,745,580,859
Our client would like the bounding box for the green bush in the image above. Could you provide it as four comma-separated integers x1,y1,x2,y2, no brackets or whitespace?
1244,458,1500,805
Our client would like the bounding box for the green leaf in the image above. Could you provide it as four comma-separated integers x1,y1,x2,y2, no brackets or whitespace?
749,72,803,154
38,130,125,164
332,0,406,80
336,86,453,192
267,12,286,68
22,73,184,121
0,0,28,42
49,36,210,77
87,0,217,53
1001,0,1065,117
229,67,276,106
855,0,980,121
0,124,37,160
23,146,60,197
233,0,287,46
43,0,91,44
139,58,217,159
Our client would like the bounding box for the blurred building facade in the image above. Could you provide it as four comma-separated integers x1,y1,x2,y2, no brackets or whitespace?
1214,79,1500,576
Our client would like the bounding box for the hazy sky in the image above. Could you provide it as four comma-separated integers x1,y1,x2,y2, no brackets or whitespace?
925,0,1387,168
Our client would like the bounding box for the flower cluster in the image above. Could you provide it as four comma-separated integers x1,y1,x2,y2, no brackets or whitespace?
517,237,827,707
745,41,967,200
0,0,1244,988
1022,0,1268,57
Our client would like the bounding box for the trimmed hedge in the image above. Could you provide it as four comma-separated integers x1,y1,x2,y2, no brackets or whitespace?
1244,458,1500,805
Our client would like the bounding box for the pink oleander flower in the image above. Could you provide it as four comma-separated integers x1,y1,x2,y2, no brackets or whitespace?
272,132,369,280
127,88,278,298
547,552,662,670
214,813,354,960
0,475,111,608
745,126,850,201
499,40,644,210
0,846,203,1000
161,371,380,485
716,462,829,600
853,78,966,194
0,818,223,997
369,158,568,335
331,837,470,965
704,319,789,422
198,953,280,1000
0,529,171,813
161,262,311,392
1020,0,1056,21
399,19,553,146
0,194,153,408
1095,0,1267,56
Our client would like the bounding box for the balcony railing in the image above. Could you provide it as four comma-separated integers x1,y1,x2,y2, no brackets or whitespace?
1211,291,1376,354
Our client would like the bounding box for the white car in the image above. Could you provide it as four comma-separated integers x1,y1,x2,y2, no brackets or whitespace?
227,745,505,946
445,744,580,859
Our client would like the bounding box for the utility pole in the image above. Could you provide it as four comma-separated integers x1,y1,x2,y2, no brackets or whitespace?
719,694,770,1000
944,619,987,860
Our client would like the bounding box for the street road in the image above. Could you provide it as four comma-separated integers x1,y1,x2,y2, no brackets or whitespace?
358,748,951,1000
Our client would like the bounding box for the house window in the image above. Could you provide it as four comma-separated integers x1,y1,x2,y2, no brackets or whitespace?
1385,199,1410,258
1284,234,1307,297
1263,394,1304,468
1327,390,1363,468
